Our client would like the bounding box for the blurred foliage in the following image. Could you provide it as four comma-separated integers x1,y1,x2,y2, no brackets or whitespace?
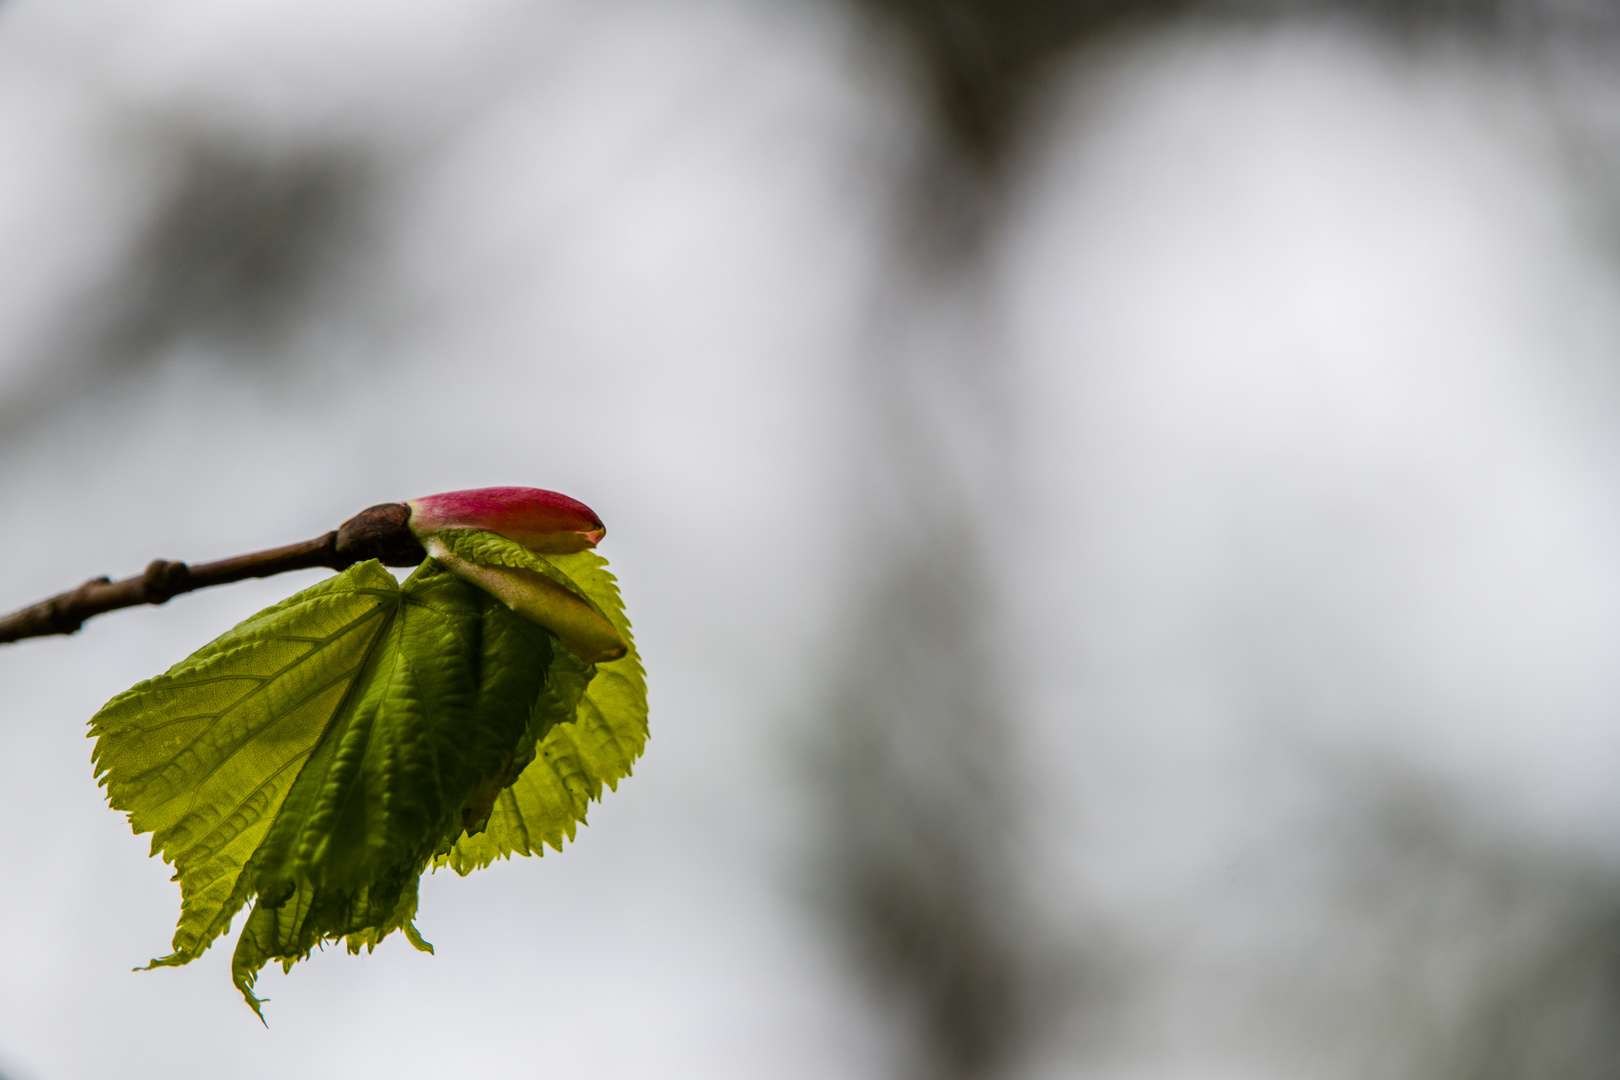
107,135,373,354
1299,769,1620,1080
813,2,1620,1079
813,536,1063,1080
0,127,377,451
847,0,1187,161
847,0,1619,163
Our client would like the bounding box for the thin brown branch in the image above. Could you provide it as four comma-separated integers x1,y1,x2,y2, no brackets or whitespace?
0,502,426,646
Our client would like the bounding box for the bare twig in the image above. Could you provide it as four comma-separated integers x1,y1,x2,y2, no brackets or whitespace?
0,502,426,646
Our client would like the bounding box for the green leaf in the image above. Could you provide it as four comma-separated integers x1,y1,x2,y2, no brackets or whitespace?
428,529,628,663
88,538,647,1018
435,548,648,873
91,562,401,975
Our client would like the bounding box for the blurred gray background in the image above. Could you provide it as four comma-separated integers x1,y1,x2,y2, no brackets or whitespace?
4,1,1620,1078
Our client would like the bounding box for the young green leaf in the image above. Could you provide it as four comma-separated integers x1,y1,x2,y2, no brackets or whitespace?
436,548,648,873
89,534,646,1019
425,528,628,663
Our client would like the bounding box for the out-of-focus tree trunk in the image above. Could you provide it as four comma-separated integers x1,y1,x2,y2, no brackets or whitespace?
808,1,1620,1077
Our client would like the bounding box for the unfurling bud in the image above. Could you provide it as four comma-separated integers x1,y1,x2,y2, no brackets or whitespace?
405,487,605,554
420,538,628,664
405,487,626,664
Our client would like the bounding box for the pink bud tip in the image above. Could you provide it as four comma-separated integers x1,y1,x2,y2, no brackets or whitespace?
406,487,606,554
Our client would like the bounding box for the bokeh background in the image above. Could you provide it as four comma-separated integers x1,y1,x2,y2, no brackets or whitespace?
4,1,1620,1077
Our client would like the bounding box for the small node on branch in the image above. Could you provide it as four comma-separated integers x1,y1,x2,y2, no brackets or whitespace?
335,503,427,568
141,560,191,604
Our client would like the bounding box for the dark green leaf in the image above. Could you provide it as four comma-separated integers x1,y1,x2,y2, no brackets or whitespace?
437,549,648,872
